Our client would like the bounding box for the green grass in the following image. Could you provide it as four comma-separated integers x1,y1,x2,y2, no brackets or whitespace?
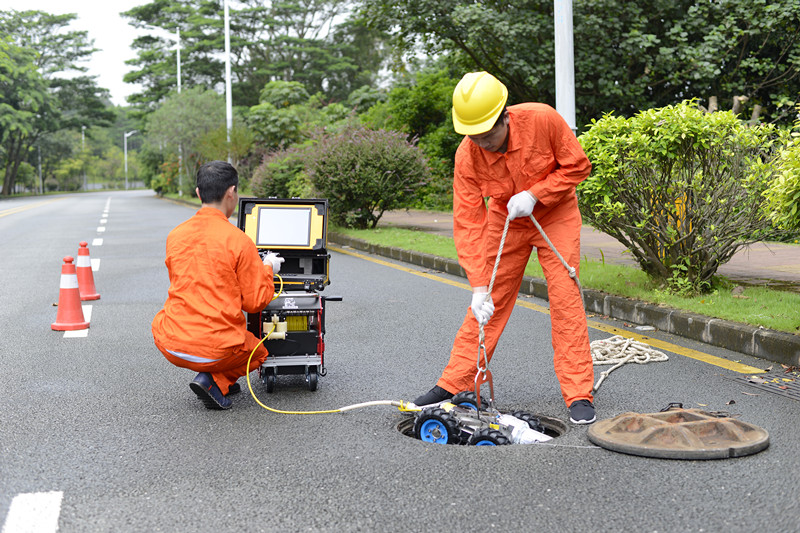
332,226,800,334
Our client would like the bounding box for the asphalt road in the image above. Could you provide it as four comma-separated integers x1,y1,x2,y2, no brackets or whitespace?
2,191,799,533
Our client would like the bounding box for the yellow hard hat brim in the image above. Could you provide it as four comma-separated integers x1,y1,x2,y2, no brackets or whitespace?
452,106,504,135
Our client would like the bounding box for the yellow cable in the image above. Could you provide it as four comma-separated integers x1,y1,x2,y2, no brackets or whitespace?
271,273,283,301
244,327,416,414
245,273,416,414
245,335,342,414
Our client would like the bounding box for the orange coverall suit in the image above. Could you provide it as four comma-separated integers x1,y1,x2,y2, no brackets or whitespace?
152,207,275,395
436,102,594,406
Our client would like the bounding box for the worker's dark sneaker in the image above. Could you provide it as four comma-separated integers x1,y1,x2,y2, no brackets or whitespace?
226,382,241,395
569,399,596,425
413,385,453,407
190,373,232,410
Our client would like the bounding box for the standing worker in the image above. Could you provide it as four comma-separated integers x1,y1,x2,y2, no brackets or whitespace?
152,160,284,410
414,72,596,424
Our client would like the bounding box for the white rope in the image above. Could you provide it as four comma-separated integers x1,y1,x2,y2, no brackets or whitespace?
591,335,669,391
527,213,582,293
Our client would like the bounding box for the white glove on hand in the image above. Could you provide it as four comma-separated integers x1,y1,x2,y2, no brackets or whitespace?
506,191,537,220
470,291,495,326
263,252,285,274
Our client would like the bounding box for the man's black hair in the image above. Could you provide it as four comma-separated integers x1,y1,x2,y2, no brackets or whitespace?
196,160,238,203
491,107,508,130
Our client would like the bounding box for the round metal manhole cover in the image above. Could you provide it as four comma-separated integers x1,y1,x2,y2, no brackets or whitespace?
587,409,769,459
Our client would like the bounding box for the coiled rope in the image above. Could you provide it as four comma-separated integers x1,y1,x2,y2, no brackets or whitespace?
590,335,669,391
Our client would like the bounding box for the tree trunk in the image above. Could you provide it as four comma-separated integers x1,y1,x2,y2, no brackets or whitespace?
749,104,763,126
732,95,748,115
2,135,21,196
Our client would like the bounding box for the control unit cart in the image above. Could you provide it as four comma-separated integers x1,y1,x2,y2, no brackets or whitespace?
237,197,340,392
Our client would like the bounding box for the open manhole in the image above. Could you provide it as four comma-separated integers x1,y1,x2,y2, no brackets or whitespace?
397,393,567,446
587,408,769,460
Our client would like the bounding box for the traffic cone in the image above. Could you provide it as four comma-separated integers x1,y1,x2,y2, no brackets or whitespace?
76,241,100,301
52,256,90,331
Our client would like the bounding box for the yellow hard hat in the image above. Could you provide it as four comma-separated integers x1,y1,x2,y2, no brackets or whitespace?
452,72,509,135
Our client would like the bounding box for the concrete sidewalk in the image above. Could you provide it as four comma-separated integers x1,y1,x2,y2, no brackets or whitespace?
377,209,800,292
329,209,800,367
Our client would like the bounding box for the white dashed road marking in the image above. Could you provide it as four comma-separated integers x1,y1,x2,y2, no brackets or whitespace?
2,491,63,533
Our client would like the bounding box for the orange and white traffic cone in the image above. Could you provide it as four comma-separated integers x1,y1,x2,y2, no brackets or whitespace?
76,241,100,301
52,256,90,331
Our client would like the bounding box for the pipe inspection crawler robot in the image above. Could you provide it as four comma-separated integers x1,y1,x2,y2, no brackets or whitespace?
237,197,341,392
413,391,554,446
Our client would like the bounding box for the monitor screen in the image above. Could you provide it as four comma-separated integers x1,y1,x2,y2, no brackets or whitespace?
256,206,312,247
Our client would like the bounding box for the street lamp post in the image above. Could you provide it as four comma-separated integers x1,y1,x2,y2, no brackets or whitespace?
224,0,233,163
166,28,184,194
554,0,577,134
81,125,87,190
176,28,182,94
124,130,138,190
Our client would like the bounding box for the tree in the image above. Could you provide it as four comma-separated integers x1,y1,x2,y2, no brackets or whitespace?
578,102,787,294
360,67,462,209
0,38,51,195
0,10,114,195
359,0,800,128
145,87,226,195
122,0,387,113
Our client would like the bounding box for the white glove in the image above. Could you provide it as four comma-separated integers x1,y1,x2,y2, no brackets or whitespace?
506,191,537,220
263,252,285,274
470,291,495,326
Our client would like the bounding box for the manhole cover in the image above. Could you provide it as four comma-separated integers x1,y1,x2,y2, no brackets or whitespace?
587,408,769,459
726,371,800,402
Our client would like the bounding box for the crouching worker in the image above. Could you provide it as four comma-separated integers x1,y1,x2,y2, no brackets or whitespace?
152,161,284,410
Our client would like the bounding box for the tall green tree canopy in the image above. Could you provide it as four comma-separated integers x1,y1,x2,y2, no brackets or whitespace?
359,0,800,128
122,0,386,114
145,86,226,195
0,10,113,195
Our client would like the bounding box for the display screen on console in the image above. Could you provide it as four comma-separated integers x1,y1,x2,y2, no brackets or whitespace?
255,206,312,247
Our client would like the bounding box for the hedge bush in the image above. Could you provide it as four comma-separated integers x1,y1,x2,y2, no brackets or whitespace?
578,101,786,294
306,122,431,228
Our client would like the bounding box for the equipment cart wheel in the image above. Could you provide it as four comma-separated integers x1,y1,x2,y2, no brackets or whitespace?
414,407,461,445
263,368,276,393
511,410,546,433
468,428,510,446
306,367,318,391
450,391,487,411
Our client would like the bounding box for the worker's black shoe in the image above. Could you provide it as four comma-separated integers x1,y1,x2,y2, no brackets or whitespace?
414,385,453,407
190,373,232,410
226,382,241,395
569,399,596,425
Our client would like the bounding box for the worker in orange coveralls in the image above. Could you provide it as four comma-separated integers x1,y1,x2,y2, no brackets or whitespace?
152,160,284,410
414,72,596,424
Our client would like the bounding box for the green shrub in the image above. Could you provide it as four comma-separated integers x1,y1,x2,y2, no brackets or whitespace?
358,68,461,210
307,122,431,228
250,142,315,199
578,101,785,294
764,106,800,231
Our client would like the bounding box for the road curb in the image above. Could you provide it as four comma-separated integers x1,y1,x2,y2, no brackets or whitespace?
330,232,800,367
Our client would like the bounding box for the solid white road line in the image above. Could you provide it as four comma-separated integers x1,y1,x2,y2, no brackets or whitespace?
62,305,92,338
2,491,63,533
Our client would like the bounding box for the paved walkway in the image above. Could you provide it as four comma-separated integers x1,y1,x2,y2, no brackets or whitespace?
377,209,800,292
